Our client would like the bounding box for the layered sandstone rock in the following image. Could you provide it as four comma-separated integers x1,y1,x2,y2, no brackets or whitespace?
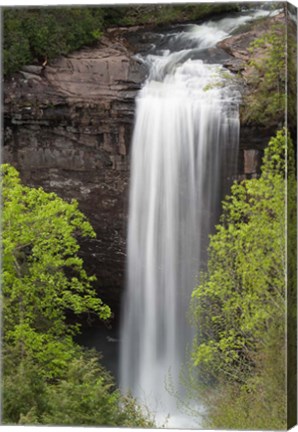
3,33,147,311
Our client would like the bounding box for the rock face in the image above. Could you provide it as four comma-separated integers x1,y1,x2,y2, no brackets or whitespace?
217,12,285,179
218,12,284,78
3,32,147,312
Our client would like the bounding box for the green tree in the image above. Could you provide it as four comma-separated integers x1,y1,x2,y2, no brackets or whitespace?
189,130,294,429
1,164,111,379
241,24,286,126
3,10,31,76
3,8,105,76
40,352,154,427
3,348,154,427
1,164,154,427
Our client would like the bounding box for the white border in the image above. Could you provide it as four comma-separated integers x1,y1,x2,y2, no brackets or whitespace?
0,1,297,432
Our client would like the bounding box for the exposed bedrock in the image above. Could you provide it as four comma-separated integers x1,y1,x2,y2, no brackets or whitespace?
3,21,276,312
217,12,284,178
3,32,147,313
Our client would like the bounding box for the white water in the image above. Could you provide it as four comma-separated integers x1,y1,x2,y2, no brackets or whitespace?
120,8,273,428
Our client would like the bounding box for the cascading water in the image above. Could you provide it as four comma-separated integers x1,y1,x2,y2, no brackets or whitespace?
120,8,275,428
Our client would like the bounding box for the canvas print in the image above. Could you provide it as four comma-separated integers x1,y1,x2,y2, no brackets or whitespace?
1,1,297,429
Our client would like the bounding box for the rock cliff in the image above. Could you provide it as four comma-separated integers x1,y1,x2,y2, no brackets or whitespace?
217,11,285,179
3,30,147,312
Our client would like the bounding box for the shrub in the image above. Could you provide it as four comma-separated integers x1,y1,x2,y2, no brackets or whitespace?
188,130,294,429
241,24,286,126
3,8,105,76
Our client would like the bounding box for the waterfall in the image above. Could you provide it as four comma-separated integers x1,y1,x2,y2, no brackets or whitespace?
120,9,272,428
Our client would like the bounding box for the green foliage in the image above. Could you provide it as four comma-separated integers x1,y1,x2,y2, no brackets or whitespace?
1,164,154,427
3,350,52,424
201,327,286,430
3,8,104,76
242,24,286,126
118,3,240,27
3,11,31,77
286,8,297,132
3,347,154,427
189,129,293,428
41,352,153,427
1,164,110,378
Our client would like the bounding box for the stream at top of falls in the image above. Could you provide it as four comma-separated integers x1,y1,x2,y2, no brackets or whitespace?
119,7,278,429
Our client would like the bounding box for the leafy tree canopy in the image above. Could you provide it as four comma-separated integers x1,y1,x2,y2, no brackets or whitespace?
3,8,105,76
1,164,110,378
188,129,295,429
3,347,154,427
1,164,154,427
